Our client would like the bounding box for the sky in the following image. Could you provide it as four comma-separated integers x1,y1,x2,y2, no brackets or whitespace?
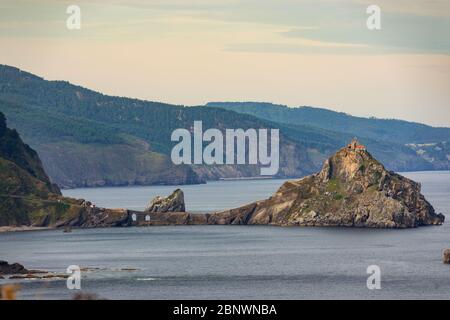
0,0,449,127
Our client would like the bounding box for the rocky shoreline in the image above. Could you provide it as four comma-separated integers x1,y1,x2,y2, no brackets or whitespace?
0,226,52,233
0,261,64,280
0,260,141,285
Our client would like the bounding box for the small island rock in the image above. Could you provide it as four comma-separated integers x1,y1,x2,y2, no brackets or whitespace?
443,249,450,264
145,189,186,213
0,261,29,275
211,140,445,228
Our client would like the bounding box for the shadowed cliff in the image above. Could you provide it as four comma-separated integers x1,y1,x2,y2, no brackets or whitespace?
0,112,127,227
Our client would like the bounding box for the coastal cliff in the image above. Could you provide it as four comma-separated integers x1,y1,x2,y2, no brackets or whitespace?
0,112,126,227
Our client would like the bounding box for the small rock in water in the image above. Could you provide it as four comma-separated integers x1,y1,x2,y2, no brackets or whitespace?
443,249,450,264
63,227,72,233
0,261,29,275
73,292,100,300
145,189,186,213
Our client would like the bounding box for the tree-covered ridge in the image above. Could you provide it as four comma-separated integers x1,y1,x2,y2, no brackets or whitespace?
0,66,336,155
0,65,442,189
206,102,450,145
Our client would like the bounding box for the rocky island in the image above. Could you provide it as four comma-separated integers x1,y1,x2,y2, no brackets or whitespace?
135,139,444,228
205,139,445,228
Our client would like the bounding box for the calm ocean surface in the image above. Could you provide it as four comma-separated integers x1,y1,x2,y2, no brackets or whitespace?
1,172,450,300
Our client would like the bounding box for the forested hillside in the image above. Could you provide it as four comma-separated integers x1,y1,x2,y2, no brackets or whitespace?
206,102,450,170
0,65,438,188
207,102,450,145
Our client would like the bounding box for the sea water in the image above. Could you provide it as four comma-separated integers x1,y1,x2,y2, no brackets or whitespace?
0,172,449,300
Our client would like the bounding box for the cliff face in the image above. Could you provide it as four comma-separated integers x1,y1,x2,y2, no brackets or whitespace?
0,111,178,228
208,144,445,228
0,112,90,226
0,112,60,196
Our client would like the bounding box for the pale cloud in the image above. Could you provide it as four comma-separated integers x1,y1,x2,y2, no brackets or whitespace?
354,0,450,17
1,0,449,54
0,0,449,126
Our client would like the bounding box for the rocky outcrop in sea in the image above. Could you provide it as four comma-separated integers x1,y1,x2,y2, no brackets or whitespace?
206,141,445,228
443,250,450,264
0,261,29,275
145,189,186,213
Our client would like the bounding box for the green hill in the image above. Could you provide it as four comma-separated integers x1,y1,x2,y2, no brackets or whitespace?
206,102,450,170
0,111,90,226
0,65,439,189
206,102,450,144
